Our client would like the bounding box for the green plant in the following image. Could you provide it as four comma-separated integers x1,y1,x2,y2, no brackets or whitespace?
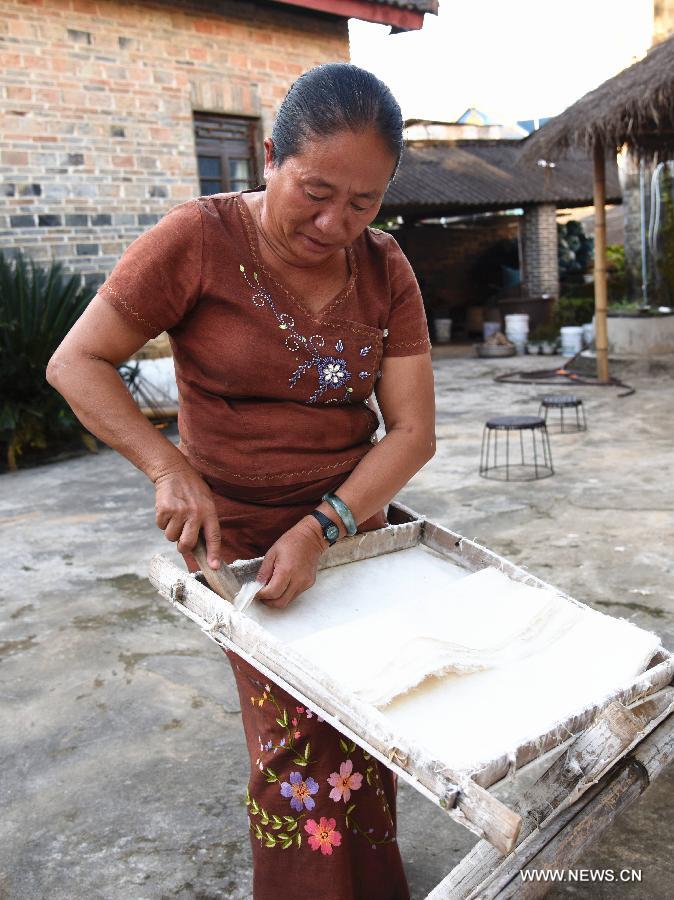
554,296,595,327
606,244,625,277
0,251,95,469
606,243,627,301
529,323,559,343
608,299,641,312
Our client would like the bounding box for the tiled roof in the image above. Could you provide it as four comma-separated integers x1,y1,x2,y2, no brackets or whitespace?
382,140,622,216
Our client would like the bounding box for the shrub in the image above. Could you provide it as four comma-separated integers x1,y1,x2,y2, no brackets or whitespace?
554,296,595,327
529,323,559,343
606,243,627,301
0,251,95,470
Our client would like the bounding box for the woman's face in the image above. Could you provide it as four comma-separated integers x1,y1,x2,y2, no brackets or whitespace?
262,127,397,268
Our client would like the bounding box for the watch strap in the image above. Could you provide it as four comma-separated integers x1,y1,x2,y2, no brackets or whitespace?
310,510,340,546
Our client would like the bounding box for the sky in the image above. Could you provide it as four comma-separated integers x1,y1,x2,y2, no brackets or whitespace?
349,0,654,126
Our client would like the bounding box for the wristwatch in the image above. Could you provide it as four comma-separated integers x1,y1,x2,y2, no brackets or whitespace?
310,510,340,546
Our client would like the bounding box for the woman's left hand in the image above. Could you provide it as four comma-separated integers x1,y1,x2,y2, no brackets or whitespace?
255,516,326,609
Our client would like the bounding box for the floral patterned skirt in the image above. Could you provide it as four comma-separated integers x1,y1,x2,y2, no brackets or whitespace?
228,651,410,900
183,485,410,899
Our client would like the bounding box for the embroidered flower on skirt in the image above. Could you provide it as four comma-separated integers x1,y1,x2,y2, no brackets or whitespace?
328,759,363,803
280,771,320,812
305,816,343,855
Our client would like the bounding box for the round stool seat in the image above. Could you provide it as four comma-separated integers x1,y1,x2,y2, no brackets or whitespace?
485,415,545,430
538,394,587,433
541,395,581,408
480,415,553,481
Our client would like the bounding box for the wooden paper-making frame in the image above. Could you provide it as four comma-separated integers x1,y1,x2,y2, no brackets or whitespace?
148,503,674,898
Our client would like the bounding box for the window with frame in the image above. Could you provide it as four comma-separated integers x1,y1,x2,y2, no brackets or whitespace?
194,113,260,196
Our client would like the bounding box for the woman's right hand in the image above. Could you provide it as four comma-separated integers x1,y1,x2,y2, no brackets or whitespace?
153,466,221,569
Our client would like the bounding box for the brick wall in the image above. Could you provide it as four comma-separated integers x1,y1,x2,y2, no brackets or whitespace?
396,218,519,319
0,0,348,287
519,203,559,298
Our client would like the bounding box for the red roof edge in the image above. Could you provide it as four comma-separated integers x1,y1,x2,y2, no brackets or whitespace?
271,0,428,32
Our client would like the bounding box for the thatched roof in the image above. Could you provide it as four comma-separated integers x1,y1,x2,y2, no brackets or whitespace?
381,140,621,218
521,34,674,162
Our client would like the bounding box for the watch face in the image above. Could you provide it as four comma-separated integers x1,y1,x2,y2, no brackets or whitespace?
326,524,339,542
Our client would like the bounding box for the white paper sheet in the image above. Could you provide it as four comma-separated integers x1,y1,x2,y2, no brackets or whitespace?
245,546,662,771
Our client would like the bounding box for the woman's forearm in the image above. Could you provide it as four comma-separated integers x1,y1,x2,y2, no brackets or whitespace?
47,355,190,482
311,353,436,537
259,423,434,605
315,424,435,534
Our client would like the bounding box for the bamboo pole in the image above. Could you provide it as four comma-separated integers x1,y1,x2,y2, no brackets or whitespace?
593,141,610,383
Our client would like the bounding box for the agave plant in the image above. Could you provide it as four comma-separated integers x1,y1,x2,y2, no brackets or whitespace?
0,251,95,470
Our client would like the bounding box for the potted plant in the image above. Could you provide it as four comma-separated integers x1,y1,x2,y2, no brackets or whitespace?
0,251,96,470
529,323,559,355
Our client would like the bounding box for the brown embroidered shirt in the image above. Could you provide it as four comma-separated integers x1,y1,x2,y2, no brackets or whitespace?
99,192,430,490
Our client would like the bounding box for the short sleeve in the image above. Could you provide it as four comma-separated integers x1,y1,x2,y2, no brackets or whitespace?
383,236,431,357
98,200,202,339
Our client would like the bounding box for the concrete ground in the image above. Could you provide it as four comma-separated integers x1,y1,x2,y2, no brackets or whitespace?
2,351,673,900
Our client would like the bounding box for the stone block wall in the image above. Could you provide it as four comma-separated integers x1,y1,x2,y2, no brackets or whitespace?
620,153,645,302
519,202,559,298
0,0,348,287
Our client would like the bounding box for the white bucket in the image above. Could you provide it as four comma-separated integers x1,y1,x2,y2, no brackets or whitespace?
582,322,594,347
505,314,529,354
560,325,584,356
505,314,529,326
435,317,452,344
505,314,529,334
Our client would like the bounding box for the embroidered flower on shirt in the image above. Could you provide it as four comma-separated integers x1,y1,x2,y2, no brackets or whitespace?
280,771,320,812
305,817,342,855
328,759,363,803
240,264,353,404
320,357,349,386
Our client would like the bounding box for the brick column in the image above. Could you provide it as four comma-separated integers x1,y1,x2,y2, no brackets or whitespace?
520,203,559,298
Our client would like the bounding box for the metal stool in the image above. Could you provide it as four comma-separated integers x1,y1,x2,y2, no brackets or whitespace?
538,394,587,433
479,415,554,481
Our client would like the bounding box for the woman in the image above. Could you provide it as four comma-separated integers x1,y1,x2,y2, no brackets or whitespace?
48,64,435,899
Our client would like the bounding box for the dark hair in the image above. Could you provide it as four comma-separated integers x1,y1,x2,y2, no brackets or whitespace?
270,63,403,177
